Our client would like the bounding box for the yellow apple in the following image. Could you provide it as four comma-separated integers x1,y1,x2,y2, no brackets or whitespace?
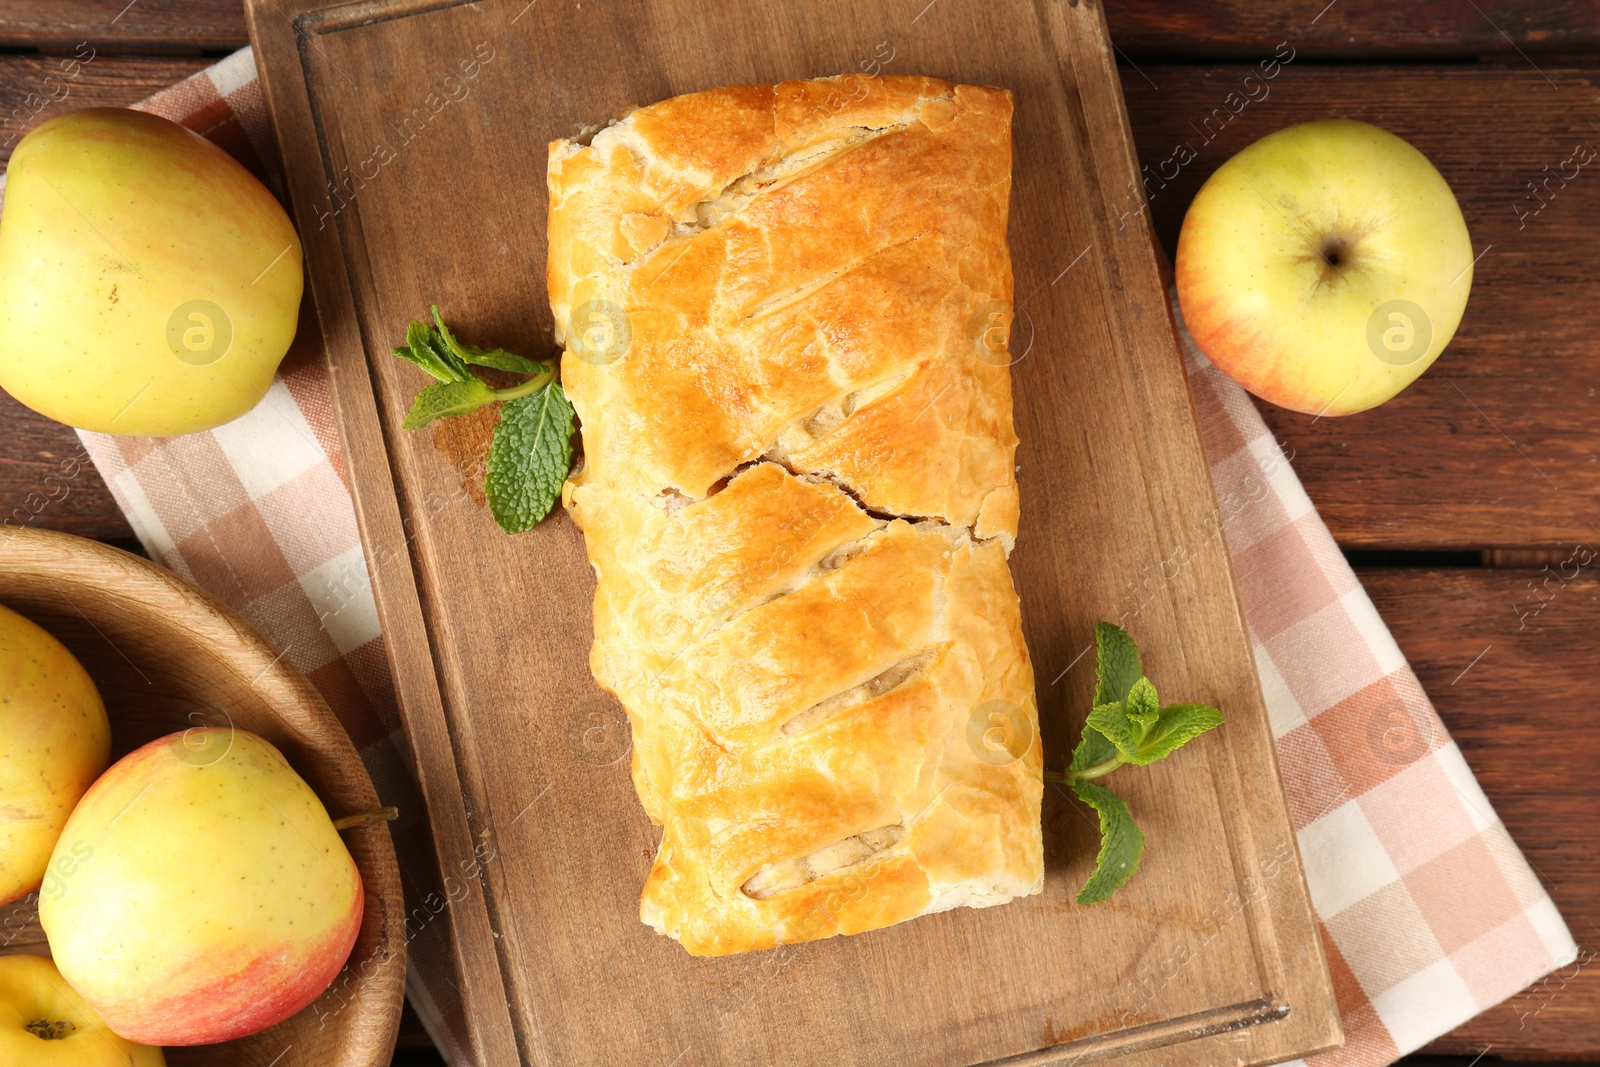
0,107,303,436
0,954,165,1065
0,603,111,906
1176,119,1475,415
39,728,362,1045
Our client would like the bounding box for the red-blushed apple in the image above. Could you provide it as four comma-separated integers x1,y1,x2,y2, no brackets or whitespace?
1176,119,1474,415
37,728,362,1045
0,954,165,1065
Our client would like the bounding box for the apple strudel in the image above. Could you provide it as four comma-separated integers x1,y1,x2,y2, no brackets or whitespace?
549,74,1041,955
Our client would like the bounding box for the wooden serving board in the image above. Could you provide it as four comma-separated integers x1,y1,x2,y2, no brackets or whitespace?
245,1,1342,1064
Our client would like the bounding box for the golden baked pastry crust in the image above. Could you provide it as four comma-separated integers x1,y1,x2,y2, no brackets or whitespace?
550,74,1041,955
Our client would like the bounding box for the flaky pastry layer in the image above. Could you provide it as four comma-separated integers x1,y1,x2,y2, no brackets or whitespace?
550,75,1041,955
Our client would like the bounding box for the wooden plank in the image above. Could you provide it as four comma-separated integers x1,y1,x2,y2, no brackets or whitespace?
0,52,209,165
0,390,134,542
1107,0,1600,58
247,0,1338,1065
7,0,1600,58
1358,566,1600,1056
1121,65,1600,550
0,0,247,53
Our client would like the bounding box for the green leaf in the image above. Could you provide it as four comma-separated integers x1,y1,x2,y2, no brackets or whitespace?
1085,702,1140,763
1071,778,1146,904
392,339,459,383
394,319,470,382
391,343,433,379
485,381,576,534
1056,623,1226,904
1068,721,1119,773
460,347,546,374
1135,702,1224,764
432,305,544,374
1126,676,1161,735
1094,622,1144,707
421,328,471,381
401,378,496,430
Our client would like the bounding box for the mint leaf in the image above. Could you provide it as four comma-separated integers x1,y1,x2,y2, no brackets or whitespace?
485,381,575,533
460,348,546,374
1069,722,1118,773
401,378,496,430
1136,702,1224,763
1085,702,1139,763
432,305,543,374
1126,676,1160,733
1071,778,1146,904
392,342,443,380
392,339,460,383
389,306,572,536
418,324,471,381
1094,622,1143,707
394,320,470,383
1054,622,1226,905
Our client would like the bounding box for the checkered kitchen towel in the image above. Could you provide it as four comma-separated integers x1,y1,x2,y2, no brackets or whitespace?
44,47,1576,1067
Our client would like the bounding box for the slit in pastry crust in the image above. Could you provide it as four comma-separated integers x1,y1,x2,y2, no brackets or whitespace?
685,125,906,235
741,824,907,900
612,123,913,269
671,515,888,655
767,373,913,457
781,647,941,735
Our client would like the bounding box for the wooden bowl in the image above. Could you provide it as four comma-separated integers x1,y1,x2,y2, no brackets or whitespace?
0,527,405,1066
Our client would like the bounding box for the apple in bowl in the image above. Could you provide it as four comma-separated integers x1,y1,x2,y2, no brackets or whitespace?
38,728,364,1046
0,955,164,1065
0,602,111,906
1176,119,1475,416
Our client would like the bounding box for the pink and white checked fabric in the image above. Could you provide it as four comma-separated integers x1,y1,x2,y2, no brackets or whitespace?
50,48,1574,1067
1181,334,1576,1063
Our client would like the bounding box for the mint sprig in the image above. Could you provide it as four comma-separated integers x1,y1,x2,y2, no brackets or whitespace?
403,379,496,430
1070,779,1145,904
486,382,576,533
1050,622,1224,903
389,306,575,534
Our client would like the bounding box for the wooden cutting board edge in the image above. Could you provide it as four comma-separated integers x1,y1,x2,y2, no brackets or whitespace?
246,4,528,1064
244,0,1344,1063
1039,4,1341,1061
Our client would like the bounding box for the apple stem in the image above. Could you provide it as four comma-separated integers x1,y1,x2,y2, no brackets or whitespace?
333,806,400,830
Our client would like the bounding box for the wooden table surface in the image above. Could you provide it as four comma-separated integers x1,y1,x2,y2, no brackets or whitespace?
1,2,1595,1064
